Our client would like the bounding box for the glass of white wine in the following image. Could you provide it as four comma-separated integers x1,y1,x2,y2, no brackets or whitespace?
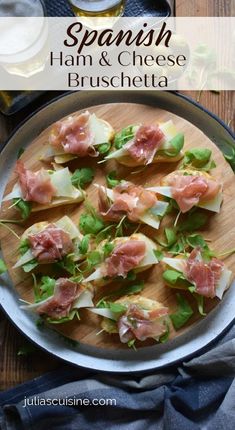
69,0,126,17
0,0,46,115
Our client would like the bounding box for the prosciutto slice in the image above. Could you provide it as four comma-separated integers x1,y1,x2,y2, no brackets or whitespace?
99,182,157,222
36,278,82,319
103,240,146,278
167,173,220,213
16,160,56,205
185,248,224,298
126,125,164,165
49,111,97,156
118,304,168,343
28,224,74,263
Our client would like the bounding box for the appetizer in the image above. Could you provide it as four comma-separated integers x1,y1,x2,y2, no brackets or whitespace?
105,120,184,166
2,161,84,213
84,233,159,285
21,276,94,323
162,247,232,299
147,169,223,213
14,216,83,273
97,181,168,230
45,111,114,164
90,295,169,344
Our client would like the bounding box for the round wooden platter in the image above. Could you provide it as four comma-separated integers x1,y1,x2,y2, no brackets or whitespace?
0,102,234,350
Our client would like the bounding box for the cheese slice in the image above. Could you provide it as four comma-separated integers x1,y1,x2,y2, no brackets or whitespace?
13,249,35,269
55,215,82,240
88,307,118,321
73,289,94,309
162,257,187,273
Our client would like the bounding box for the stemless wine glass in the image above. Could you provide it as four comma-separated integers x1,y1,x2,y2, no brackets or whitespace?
0,0,46,114
69,0,126,17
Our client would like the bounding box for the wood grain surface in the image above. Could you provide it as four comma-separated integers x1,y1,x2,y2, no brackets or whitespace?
0,0,234,390
0,102,234,353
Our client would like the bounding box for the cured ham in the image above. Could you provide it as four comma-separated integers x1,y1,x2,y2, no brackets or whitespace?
118,304,168,343
49,111,97,156
28,224,74,263
103,240,146,278
99,182,157,222
185,248,224,298
126,125,165,164
167,173,220,213
16,160,56,205
36,278,82,319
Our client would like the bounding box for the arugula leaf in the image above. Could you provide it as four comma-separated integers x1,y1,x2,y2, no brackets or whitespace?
159,321,170,343
39,276,56,301
113,281,145,297
0,259,7,274
194,294,206,316
96,299,127,314
127,339,136,350
102,242,114,258
98,142,111,155
87,251,102,267
163,269,193,288
56,256,76,275
13,198,31,220
170,293,194,330
181,148,216,171
109,302,127,313
106,171,121,188
114,125,136,149
153,249,164,261
126,270,137,281
79,212,105,235
165,228,177,247
186,234,208,250
71,168,95,189
219,139,235,171
178,211,208,232
19,239,30,256
161,133,184,157
22,259,38,273
47,309,80,324
78,234,90,255
95,224,115,243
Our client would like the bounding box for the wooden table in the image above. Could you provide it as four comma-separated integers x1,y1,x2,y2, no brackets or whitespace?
0,0,234,391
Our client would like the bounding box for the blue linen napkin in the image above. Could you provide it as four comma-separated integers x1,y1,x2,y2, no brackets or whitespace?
0,324,234,430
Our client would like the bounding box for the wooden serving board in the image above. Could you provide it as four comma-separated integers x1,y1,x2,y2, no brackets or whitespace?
0,103,234,350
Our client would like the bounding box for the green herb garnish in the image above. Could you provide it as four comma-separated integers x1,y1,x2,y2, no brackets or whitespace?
13,198,31,220
71,167,95,189
0,259,7,274
114,125,136,149
181,148,216,171
170,293,194,330
106,171,121,188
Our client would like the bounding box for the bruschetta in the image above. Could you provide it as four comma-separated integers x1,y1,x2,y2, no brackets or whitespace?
90,295,169,344
105,120,184,166
147,169,223,213
96,181,168,230
162,247,232,299
44,111,114,164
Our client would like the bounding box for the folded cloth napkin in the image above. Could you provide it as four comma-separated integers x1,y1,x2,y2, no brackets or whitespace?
0,324,234,430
